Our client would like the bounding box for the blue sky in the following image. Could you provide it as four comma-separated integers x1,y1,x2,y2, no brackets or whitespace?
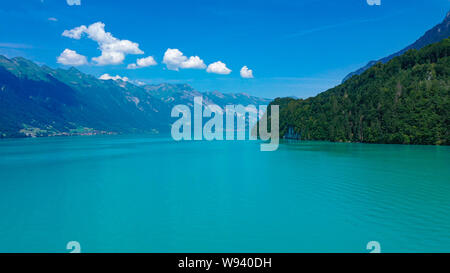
0,0,449,99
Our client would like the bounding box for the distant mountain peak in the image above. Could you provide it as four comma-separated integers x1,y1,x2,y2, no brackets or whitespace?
68,66,80,73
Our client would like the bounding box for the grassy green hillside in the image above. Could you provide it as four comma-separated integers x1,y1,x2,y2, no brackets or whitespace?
272,38,450,145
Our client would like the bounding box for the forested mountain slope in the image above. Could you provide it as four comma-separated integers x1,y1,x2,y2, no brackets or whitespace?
272,39,449,145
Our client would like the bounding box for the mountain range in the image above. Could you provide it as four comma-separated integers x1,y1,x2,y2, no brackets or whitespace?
342,11,450,83
0,56,270,138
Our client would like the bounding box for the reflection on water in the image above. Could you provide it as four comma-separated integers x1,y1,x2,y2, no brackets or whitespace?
0,135,449,252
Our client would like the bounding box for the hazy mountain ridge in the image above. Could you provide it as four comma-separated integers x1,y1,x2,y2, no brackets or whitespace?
342,11,450,83
0,56,269,138
143,83,270,108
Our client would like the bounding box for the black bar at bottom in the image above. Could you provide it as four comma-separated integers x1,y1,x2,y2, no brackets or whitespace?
0,253,447,271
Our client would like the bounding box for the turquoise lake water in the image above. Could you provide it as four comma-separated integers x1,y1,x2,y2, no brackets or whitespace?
0,135,449,253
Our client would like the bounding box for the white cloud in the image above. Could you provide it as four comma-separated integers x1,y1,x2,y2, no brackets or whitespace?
240,66,254,78
57,49,88,66
206,61,231,75
162,49,185,70
92,51,125,66
62,22,144,65
162,48,206,71
48,17,58,22
181,56,206,69
127,56,157,69
99,73,129,82
62,25,87,39
137,56,157,67
66,0,81,6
